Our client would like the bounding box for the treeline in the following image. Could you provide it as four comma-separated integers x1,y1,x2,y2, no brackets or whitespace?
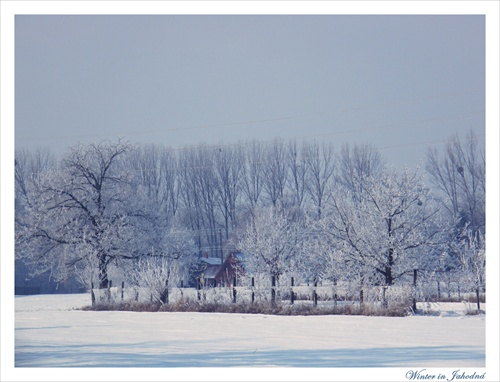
14,131,485,306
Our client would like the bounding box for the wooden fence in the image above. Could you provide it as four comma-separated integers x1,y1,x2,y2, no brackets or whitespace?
90,276,425,309
91,272,486,312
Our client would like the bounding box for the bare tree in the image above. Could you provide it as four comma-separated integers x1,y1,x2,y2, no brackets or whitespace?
336,143,383,200
125,144,180,222
303,140,335,219
287,140,308,209
262,138,288,207
159,147,180,219
178,144,222,257
196,145,222,257
242,140,264,210
128,144,163,205
214,144,244,240
426,130,485,236
178,146,205,252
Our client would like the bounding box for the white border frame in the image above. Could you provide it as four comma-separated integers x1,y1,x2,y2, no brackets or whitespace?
1,1,498,381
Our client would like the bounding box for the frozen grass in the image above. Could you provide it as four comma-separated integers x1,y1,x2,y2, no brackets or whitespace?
82,299,412,317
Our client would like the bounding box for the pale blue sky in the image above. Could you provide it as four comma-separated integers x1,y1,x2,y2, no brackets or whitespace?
15,15,485,167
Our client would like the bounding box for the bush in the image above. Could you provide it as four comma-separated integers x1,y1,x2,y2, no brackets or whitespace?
81,299,411,317
81,301,161,312
462,300,484,315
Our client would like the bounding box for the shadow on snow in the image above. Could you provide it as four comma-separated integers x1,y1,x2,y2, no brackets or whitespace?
15,345,484,367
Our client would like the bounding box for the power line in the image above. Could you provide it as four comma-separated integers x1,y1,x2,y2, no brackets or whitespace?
123,87,483,136
16,87,483,144
155,109,484,155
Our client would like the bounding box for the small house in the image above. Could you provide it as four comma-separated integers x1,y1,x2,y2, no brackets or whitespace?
197,253,245,287
198,256,223,287
214,253,245,287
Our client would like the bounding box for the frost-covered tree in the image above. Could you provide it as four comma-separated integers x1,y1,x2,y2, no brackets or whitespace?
15,148,58,281
298,229,329,285
127,225,197,304
455,228,485,310
236,205,304,284
15,140,138,289
15,147,56,209
319,165,444,288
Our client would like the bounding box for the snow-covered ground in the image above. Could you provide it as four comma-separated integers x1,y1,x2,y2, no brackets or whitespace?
8,293,490,381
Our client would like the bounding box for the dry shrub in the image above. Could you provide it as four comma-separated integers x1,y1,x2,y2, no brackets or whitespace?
82,301,161,312
81,299,410,317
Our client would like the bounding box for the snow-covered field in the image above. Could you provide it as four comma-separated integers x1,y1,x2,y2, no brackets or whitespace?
8,293,491,381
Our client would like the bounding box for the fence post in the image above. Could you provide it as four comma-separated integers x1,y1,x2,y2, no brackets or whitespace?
91,282,96,307
333,277,338,306
160,281,169,305
232,276,237,303
271,275,276,306
197,278,201,301
382,286,388,309
121,281,124,301
359,277,364,306
447,275,451,300
313,281,318,307
251,277,255,304
290,277,294,305
412,269,417,312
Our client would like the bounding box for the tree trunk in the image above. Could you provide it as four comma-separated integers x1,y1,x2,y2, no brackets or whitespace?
359,277,364,305
232,276,237,303
476,287,481,311
98,255,109,289
384,245,394,286
160,278,169,304
385,218,394,286
384,266,393,286
160,288,169,304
